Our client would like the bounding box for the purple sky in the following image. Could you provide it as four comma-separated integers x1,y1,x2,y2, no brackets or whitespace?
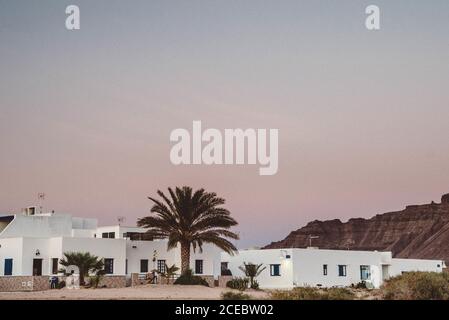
1,1,449,247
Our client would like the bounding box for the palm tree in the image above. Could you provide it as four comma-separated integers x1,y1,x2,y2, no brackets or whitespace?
138,186,239,273
239,262,266,289
59,252,104,286
160,263,180,284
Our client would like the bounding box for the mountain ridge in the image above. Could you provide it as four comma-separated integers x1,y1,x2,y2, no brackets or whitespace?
264,193,449,263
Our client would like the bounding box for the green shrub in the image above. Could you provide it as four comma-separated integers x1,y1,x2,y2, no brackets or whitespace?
226,277,249,291
352,281,367,289
250,279,260,290
57,280,66,289
270,287,355,300
382,272,449,300
325,288,355,300
174,269,209,287
221,269,233,276
89,270,106,289
221,291,251,300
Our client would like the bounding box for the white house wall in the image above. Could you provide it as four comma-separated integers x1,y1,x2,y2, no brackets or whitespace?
0,214,73,238
0,238,24,276
62,237,127,275
126,240,178,274
222,249,295,289
223,248,397,289
126,240,221,277
390,258,445,277
291,249,387,288
190,244,222,277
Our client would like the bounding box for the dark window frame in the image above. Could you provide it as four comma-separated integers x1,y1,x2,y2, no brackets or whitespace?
323,264,328,276
338,265,347,277
195,259,204,274
4,258,13,276
270,264,281,276
104,258,114,274
101,232,116,239
360,265,370,280
157,259,166,274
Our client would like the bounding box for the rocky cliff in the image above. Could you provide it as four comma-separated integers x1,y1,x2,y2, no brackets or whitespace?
264,193,449,263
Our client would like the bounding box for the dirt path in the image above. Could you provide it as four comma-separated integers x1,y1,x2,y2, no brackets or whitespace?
0,284,269,300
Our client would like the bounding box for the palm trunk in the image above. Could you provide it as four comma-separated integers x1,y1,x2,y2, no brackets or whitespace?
180,241,190,274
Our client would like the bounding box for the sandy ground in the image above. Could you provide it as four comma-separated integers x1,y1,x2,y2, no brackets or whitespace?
0,284,270,300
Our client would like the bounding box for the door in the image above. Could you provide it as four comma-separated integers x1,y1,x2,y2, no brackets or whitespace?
4,259,13,276
33,259,42,276
382,265,390,281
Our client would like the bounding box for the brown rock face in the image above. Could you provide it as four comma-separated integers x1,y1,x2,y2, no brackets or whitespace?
264,194,449,263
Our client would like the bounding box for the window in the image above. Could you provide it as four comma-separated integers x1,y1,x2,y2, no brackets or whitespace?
360,265,371,280
221,262,228,272
4,259,13,276
221,262,232,276
338,265,347,277
52,258,59,274
270,264,281,276
323,264,328,276
125,259,128,275
104,258,114,274
140,259,149,273
102,232,115,239
195,260,203,274
157,260,166,274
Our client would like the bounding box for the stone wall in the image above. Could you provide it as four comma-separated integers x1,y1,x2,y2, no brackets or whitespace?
33,276,51,291
131,273,142,287
200,275,215,287
98,276,126,288
0,276,50,292
218,276,233,288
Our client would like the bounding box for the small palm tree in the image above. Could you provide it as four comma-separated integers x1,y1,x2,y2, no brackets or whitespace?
160,263,180,284
239,263,266,289
59,252,104,286
138,186,239,273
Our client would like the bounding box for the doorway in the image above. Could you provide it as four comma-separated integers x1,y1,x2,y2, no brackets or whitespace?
33,259,43,276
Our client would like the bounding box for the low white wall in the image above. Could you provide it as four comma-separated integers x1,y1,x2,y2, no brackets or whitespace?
389,258,445,277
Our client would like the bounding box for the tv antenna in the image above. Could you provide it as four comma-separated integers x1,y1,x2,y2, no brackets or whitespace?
117,216,126,226
38,193,45,213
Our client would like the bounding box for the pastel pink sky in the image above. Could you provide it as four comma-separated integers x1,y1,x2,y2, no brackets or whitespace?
1,1,449,247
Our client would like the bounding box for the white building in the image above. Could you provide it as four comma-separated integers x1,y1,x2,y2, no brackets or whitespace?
0,208,221,280
222,248,446,289
0,207,446,290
